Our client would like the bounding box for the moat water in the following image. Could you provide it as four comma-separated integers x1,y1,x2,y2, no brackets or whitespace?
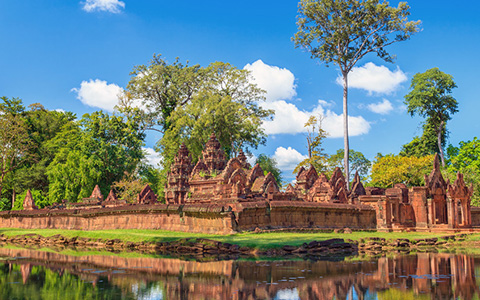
0,246,478,300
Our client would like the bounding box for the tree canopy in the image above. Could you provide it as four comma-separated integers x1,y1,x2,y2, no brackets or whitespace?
293,0,420,187
0,97,33,201
125,54,205,132
157,61,271,171
46,111,145,203
369,154,434,188
404,67,458,166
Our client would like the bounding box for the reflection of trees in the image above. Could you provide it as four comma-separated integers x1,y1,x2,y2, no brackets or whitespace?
0,264,139,300
0,249,478,299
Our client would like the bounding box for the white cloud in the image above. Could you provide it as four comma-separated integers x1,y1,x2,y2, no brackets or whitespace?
82,0,125,13
243,60,370,137
247,153,257,167
337,62,407,94
71,79,123,112
262,100,371,138
367,99,394,115
142,147,162,167
273,147,308,171
244,60,296,102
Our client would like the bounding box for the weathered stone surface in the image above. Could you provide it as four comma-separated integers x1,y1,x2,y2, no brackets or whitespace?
90,185,104,201
138,185,157,204
23,190,37,210
104,189,118,202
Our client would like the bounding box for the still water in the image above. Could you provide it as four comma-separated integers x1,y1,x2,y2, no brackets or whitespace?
0,246,478,300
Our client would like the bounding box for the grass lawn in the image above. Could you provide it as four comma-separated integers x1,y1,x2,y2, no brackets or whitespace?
0,228,472,249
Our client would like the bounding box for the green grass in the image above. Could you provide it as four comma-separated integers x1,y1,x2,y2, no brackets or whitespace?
0,228,472,250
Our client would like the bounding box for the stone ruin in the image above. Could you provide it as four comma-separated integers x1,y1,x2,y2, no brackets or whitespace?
23,190,37,210
359,154,473,231
165,133,369,206
137,185,158,204
165,134,474,231
165,133,282,204
19,133,474,232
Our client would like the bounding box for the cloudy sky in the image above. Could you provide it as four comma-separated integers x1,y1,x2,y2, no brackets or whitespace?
1,0,479,182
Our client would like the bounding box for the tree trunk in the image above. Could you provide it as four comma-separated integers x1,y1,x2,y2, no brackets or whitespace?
12,189,15,210
342,72,350,189
437,120,445,167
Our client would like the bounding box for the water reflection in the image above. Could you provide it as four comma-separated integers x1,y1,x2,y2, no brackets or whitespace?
0,247,478,299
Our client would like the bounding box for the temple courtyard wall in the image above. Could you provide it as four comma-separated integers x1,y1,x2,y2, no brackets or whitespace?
0,202,377,234
470,207,480,226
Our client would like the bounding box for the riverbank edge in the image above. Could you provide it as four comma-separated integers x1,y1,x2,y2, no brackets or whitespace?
0,231,475,257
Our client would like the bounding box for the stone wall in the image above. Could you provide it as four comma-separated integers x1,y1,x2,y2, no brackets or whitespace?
471,207,480,226
233,201,377,231
0,205,236,235
0,201,377,234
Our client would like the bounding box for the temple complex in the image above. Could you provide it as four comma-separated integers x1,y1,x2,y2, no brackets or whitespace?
164,134,474,232
8,133,477,233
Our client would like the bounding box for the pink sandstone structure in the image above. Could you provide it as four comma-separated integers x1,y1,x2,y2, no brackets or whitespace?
0,133,476,234
22,190,37,210
165,134,474,232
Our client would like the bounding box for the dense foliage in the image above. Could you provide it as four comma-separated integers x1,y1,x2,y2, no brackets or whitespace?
46,111,145,203
400,119,446,158
369,154,434,188
0,97,150,208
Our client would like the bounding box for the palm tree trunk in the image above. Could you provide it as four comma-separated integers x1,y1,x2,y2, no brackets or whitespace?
342,72,350,189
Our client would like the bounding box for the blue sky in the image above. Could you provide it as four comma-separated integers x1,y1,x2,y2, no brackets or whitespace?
1,0,479,182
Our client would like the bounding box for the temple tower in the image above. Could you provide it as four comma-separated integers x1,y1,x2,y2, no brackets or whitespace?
202,133,226,172
166,143,192,204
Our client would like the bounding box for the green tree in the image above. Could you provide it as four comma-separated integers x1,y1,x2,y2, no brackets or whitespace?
255,154,283,186
6,104,76,201
0,97,33,202
370,154,433,188
327,149,370,182
400,118,446,157
125,54,205,132
446,138,480,206
159,62,271,169
293,0,420,187
47,111,145,203
294,116,329,174
404,67,458,167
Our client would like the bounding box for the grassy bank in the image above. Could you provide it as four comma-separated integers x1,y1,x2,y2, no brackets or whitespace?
0,228,471,250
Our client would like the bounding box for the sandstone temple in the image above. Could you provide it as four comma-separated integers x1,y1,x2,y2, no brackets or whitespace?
1,133,478,234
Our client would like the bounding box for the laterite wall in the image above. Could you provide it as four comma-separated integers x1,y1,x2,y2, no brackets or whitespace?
0,201,377,234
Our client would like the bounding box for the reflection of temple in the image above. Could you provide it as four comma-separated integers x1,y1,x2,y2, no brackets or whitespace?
165,134,474,231
363,254,479,300
3,247,480,300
